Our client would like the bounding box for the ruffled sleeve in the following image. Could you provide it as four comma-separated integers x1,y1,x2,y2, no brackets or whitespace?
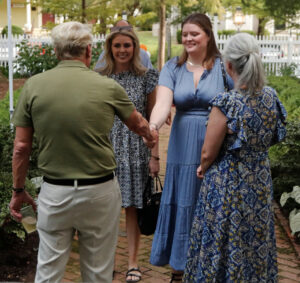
272,94,287,144
210,91,247,151
145,68,159,95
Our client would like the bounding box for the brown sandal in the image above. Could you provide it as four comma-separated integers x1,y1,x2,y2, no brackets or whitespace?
170,272,183,282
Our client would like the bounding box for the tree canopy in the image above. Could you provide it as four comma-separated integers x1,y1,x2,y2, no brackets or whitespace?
33,0,300,34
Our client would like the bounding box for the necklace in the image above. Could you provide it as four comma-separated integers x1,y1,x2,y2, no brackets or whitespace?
186,60,203,67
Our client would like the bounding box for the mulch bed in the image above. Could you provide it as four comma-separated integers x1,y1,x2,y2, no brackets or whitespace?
0,73,26,100
0,230,38,282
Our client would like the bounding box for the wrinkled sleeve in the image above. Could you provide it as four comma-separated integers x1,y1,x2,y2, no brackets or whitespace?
210,92,246,150
272,95,287,144
11,80,33,127
145,68,159,95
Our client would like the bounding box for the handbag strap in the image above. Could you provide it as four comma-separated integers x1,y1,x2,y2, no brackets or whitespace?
154,176,163,193
220,58,229,92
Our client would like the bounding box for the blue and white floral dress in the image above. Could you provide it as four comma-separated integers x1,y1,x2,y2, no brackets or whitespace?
183,87,287,282
109,69,158,208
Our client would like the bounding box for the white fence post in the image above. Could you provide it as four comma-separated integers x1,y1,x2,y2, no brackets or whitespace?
287,37,292,65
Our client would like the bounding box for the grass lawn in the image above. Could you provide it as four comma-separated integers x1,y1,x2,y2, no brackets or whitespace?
137,31,183,67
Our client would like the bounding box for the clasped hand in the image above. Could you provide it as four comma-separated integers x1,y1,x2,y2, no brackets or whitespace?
143,129,158,148
196,165,204,179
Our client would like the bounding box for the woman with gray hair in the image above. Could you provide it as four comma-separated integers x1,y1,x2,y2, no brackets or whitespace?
183,33,287,282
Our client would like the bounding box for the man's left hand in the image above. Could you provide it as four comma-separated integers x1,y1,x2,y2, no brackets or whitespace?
9,191,37,222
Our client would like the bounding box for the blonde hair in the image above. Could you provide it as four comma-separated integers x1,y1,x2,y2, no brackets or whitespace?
97,29,147,76
51,21,92,60
223,33,266,94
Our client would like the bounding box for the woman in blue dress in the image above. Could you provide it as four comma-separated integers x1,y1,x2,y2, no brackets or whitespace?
148,13,233,282
183,33,287,282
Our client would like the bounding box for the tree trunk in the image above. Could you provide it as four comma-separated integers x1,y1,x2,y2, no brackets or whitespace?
158,1,166,71
81,0,86,23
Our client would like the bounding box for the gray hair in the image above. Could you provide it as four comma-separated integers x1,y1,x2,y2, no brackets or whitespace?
223,33,266,94
51,21,93,60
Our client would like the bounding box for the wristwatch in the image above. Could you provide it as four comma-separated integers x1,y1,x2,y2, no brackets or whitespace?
12,187,25,193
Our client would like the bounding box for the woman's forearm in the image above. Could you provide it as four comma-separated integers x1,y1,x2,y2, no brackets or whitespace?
149,86,173,130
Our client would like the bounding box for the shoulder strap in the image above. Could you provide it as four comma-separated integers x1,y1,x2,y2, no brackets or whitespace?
154,176,163,193
220,58,229,92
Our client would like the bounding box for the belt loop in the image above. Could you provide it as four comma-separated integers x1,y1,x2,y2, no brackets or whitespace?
74,179,78,189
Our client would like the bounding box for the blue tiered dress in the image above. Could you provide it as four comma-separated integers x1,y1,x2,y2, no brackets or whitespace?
150,57,233,271
183,87,287,282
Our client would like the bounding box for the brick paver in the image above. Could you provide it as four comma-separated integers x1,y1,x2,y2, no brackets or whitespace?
63,110,300,282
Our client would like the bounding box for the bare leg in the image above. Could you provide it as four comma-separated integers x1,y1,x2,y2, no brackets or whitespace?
125,207,142,282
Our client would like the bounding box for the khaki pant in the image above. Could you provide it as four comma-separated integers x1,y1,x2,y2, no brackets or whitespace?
35,176,121,283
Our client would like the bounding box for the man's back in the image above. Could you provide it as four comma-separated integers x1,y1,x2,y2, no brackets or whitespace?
13,60,134,179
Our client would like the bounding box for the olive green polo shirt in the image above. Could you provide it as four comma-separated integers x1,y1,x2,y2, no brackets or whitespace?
12,60,135,179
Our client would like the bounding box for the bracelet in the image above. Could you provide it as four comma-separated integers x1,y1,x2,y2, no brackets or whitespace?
151,155,160,160
149,123,158,131
12,187,25,193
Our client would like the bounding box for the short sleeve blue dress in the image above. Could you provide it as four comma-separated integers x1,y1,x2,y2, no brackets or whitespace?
150,57,233,270
183,87,287,282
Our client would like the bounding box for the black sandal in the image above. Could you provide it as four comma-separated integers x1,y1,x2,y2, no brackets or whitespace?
170,272,183,282
126,267,142,283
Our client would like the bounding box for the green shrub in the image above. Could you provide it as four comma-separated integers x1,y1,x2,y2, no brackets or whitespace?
0,123,38,240
0,122,40,240
1,25,24,36
91,42,103,69
0,124,15,173
0,88,22,125
43,21,57,31
0,124,40,178
267,75,300,203
269,121,300,202
279,63,297,77
177,30,182,44
268,75,300,120
15,40,59,77
135,12,158,31
217,30,256,36
0,171,37,240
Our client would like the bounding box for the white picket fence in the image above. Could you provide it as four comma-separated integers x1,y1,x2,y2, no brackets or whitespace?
217,35,300,76
0,34,105,69
1,34,300,76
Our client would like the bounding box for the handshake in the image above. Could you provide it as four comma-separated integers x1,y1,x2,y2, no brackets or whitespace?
143,126,159,149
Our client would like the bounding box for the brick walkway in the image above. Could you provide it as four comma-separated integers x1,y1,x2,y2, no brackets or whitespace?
63,111,300,282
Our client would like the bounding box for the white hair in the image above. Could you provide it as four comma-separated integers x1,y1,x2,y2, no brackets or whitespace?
223,33,266,94
51,21,93,60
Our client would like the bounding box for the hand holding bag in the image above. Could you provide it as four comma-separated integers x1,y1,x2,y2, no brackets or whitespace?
137,176,163,236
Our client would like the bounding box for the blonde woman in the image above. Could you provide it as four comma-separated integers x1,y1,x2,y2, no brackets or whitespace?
98,27,159,283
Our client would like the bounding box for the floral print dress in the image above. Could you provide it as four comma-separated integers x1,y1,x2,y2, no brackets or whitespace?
183,87,287,283
109,69,158,208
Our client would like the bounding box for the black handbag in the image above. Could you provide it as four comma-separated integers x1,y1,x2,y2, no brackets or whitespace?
137,176,163,236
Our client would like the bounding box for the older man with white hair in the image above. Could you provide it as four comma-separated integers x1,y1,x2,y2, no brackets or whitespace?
9,21,156,283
